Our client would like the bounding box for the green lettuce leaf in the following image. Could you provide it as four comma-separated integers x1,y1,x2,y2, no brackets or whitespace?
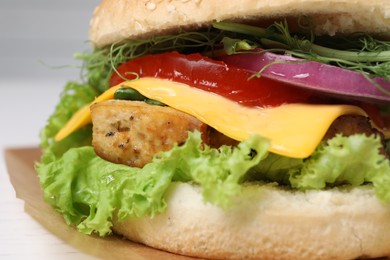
288,134,390,198
36,132,269,236
39,81,97,164
37,78,390,237
37,131,390,237
40,81,96,149
245,152,303,185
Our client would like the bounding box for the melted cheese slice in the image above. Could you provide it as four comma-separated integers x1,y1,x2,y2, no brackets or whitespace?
55,85,124,142
55,77,366,158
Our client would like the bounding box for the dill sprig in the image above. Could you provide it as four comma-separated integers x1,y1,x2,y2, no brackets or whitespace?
75,20,390,94
74,30,223,93
213,21,390,81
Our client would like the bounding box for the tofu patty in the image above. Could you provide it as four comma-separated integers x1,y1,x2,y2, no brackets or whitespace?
91,100,237,167
91,100,385,167
91,100,211,167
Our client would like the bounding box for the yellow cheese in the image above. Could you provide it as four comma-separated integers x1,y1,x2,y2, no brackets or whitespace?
55,77,366,158
55,85,123,141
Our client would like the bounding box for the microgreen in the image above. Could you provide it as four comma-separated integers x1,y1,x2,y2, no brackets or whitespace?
74,20,390,95
74,30,223,93
213,21,390,81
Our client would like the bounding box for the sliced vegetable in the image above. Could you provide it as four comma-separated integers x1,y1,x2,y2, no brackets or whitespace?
114,87,146,101
217,49,390,104
120,78,365,158
114,87,166,106
53,77,365,157
212,21,390,80
110,51,315,108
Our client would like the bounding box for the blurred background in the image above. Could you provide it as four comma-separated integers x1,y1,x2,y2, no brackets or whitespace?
1,2,102,259
0,0,100,80
0,0,100,148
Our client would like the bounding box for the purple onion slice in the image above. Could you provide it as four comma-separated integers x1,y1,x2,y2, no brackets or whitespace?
218,50,390,105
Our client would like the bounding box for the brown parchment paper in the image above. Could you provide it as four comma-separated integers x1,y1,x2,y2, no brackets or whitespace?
4,147,197,260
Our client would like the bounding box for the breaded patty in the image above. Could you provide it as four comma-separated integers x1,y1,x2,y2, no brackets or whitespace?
91,100,385,167
323,115,382,140
91,100,210,167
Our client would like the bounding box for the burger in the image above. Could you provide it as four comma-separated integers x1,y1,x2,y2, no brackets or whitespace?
37,0,390,259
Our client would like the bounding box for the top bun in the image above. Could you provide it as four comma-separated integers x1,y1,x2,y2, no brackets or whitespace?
89,0,390,48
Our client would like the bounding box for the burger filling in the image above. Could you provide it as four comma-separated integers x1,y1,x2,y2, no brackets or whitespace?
91,100,236,168
37,20,390,236
91,100,384,168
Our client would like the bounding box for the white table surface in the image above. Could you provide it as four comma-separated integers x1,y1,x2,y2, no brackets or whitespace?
0,79,96,259
1,1,100,258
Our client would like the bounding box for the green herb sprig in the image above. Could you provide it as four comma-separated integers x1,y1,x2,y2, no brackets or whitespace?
75,20,390,95
213,21,390,81
74,30,223,93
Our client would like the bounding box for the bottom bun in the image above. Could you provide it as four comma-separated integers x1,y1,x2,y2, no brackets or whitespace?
113,182,390,259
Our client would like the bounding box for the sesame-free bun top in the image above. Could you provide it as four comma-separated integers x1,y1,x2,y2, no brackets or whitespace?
89,0,390,48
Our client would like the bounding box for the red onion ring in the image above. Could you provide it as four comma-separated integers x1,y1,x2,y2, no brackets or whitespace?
218,50,390,105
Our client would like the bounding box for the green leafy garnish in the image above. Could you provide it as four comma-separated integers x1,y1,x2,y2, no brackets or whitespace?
39,81,97,163
37,132,269,236
37,19,390,238
37,132,390,236
212,21,390,81
221,37,257,54
72,20,390,97
74,30,224,93
289,134,390,192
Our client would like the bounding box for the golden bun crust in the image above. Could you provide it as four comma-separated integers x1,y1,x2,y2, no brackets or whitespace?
89,1,390,258
90,0,390,48
113,182,390,259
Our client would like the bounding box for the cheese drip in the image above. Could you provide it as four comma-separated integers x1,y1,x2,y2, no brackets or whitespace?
55,77,366,158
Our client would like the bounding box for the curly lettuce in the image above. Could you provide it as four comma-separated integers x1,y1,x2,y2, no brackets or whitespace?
39,81,97,164
289,134,390,202
36,130,390,237
37,132,269,236
36,23,390,237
